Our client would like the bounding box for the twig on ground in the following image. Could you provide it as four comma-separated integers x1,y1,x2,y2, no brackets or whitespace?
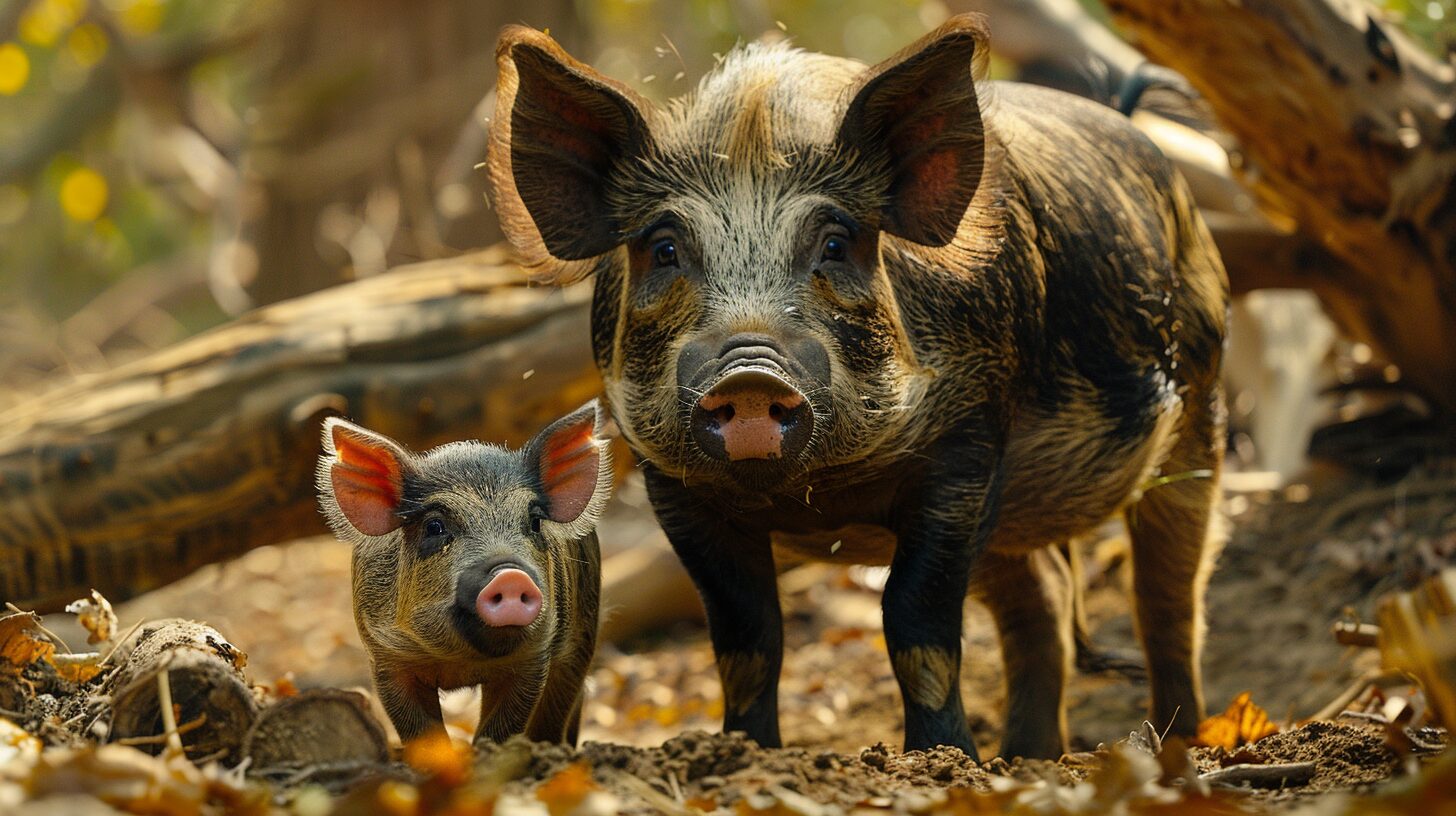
1201,761,1317,788
114,714,207,746
157,669,183,755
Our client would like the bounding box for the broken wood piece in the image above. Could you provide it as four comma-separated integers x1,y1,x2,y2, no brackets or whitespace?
242,688,388,776
1200,761,1316,789
106,619,256,764
1333,621,1381,649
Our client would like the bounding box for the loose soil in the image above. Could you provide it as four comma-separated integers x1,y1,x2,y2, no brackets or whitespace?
9,456,1456,813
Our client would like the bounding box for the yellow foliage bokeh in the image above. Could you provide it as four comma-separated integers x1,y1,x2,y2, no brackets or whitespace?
18,0,86,48
66,23,108,68
118,0,166,35
59,167,109,223
0,43,30,95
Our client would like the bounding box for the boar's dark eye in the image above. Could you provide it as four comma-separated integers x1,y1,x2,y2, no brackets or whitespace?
652,238,678,268
528,504,548,534
424,518,447,538
821,235,848,263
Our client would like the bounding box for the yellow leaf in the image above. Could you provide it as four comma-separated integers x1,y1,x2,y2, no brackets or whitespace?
1194,691,1279,750
0,43,30,95
60,166,108,222
66,589,117,644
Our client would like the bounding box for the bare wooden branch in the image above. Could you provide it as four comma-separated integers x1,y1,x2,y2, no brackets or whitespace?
0,247,598,612
1105,0,1456,413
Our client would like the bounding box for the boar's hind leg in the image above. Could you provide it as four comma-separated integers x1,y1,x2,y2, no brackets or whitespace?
1124,397,1225,738
644,469,784,747
971,548,1073,759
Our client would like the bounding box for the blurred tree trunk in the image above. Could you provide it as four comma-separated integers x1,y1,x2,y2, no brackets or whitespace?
1102,0,1456,415
213,0,586,310
0,247,599,612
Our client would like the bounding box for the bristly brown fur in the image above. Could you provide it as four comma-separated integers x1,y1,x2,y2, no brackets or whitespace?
486,14,1229,760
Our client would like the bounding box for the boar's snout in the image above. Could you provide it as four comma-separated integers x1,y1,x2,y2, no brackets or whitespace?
681,333,826,465
692,368,812,462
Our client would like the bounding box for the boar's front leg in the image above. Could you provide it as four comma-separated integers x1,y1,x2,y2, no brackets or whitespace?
885,440,1005,758
644,467,784,748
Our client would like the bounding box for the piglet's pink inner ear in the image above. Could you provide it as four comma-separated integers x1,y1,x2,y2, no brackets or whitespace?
535,409,602,524
329,423,406,537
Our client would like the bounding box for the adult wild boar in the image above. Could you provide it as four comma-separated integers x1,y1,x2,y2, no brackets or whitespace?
487,14,1228,759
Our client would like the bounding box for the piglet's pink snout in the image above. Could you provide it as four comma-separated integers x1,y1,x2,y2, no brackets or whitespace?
475,569,543,627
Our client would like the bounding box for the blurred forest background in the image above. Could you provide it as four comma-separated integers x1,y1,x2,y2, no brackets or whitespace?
1,0,1450,412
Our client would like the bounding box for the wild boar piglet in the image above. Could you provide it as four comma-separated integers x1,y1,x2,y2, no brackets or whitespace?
317,401,609,745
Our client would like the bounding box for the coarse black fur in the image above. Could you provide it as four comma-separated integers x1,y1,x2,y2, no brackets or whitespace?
489,15,1228,759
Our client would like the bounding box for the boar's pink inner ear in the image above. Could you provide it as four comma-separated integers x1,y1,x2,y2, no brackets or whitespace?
329,424,406,537
534,411,601,524
838,15,988,247
492,30,651,262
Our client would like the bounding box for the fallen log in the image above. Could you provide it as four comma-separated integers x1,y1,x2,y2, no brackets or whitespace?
105,619,256,764
1104,0,1456,414
0,245,598,612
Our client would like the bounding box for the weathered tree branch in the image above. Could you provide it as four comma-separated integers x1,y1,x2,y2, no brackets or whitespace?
1105,0,1456,413
0,247,598,612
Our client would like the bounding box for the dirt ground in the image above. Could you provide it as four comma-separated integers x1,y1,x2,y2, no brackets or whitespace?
7,454,1456,813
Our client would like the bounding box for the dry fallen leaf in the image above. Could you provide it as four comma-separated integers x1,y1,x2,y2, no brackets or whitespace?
1195,691,1279,750
66,589,118,645
49,651,104,684
0,611,54,670
403,731,472,788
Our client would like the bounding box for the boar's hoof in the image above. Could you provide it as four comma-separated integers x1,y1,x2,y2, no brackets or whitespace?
476,568,543,627
693,369,812,462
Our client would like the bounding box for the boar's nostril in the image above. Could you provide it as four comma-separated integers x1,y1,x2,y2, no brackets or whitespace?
691,369,813,463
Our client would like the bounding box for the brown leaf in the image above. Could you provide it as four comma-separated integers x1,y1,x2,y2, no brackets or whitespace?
49,651,104,684
1194,692,1280,750
0,611,54,670
65,590,117,645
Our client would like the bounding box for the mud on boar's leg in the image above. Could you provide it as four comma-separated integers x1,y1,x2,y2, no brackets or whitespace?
644,466,784,748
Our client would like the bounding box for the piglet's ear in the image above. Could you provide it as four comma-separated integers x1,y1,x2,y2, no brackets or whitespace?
836,14,989,247
488,26,653,279
528,400,612,534
318,418,411,538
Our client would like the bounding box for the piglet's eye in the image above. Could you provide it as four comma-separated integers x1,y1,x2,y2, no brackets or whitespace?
652,238,678,268
821,235,848,262
424,518,446,537
529,505,547,534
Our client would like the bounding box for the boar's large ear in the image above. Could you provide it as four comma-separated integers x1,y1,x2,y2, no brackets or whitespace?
527,399,613,539
836,14,989,247
488,26,653,280
318,418,412,539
